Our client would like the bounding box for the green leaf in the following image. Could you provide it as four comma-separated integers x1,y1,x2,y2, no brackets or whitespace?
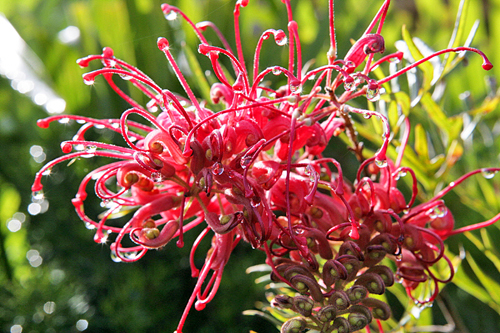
401,25,434,95
420,93,463,142
443,0,470,71
182,43,213,104
466,252,500,306
414,123,429,161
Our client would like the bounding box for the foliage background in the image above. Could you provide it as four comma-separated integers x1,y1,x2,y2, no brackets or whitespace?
0,0,499,332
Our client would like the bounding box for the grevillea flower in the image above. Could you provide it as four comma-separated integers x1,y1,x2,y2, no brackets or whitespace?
33,0,496,332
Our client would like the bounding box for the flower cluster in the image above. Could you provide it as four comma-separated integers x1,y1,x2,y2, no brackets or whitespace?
33,0,498,332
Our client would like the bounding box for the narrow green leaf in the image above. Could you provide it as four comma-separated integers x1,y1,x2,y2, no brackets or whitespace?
466,252,500,304
182,43,212,104
443,0,470,71
453,263,500,314
401,25,434,95
414,124,429,161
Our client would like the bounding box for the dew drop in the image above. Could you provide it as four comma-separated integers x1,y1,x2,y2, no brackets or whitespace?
164,10,178,21
123,251,140,260
211,162,224,175
151,172,167,183
366,87,380,102
240,155,252,169
375,159,387,168
390,57,401,64
58,118,70,124
119,73,133,80
427,205,447,219
110,251,122,263
76,119,86,124
250,196,261,207
275,36,288,46
105,59,117,67
271,67,281,75
308,74,316,80
403,208,410,215
83,78,95,86
363,113,372,119
482,169,498,179
395,170,407,180
305,165,316,182
85,145,97,153
85,222,96,230
94,230,110,244
32,190,44,200
289,83,302,94
344,80,355,91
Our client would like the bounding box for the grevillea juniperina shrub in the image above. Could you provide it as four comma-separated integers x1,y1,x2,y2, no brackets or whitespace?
32,0,499,332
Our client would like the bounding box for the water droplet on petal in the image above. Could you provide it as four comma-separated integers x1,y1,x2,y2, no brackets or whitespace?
110,251,122,262
275,35,287,46
123,251,140,260
427,205,447,219
85,222,96,230
272,67,281,75
390,57,401,64
482,169,498,179
58,118,70,124
94,230,110,244
164,10,178,21
240,155,252,169
375,158,387,168
363,113,372,119
305,165,316,182
395,170,407,180
344,79,355,91
82,145,97,158
119,73,133,80
211,162,224,175
83,78,95,85
151,172,167,182
289,82,302,94
366,87,380,102
33,190,44,200
250,196,261,207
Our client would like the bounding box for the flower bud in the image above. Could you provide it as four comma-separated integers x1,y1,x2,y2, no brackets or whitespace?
361,298,392,320
355,272,386,295
347,305,372,331
205,212,241,234
347,284,368,304
290,274,324,303
280,317,307,333
336,255,362,281
338,241,364,261
322,259,348,286
331,316,350,333
271,295,294,309
364,265,395,287
328,290,350,311
316,305,337,322
292,295,314,317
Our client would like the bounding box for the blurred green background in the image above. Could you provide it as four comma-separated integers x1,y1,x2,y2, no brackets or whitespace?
0,0,499,332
